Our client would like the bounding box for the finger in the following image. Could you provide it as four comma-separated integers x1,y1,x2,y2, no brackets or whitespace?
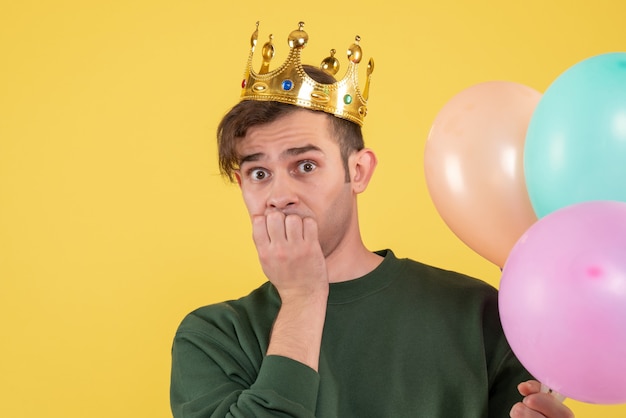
509,402,522,417
265,211,286,242
302,217,319,243
518,380,542,397
522,393,572,418
284,214,304,242
509,401,543,418
252,215,270,247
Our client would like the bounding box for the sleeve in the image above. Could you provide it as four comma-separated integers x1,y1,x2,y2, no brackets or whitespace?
487,347,534,418
170,311,321,418
483,289,535,418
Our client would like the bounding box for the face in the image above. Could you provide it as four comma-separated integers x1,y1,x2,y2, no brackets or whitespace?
235,110,361,258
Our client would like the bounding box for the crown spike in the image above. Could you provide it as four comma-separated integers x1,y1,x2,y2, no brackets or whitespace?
240,22,374,126
288,22,308,48
347,36,362,64
259,34,275,74
320,49,340,75
250,21,259,50
362,58,374,101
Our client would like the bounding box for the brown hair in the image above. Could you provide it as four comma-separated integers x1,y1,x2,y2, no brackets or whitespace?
217,65,364,182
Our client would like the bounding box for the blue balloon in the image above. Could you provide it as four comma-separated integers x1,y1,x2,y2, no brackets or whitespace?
524,52,626,218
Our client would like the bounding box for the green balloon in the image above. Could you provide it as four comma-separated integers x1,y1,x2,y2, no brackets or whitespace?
524,52,626,218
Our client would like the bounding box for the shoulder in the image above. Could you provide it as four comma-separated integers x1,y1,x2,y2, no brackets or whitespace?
389,251,497,300
379,251,501,329
391,254,518,366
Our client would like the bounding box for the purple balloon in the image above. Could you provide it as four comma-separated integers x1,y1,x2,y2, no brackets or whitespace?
499,200,626,404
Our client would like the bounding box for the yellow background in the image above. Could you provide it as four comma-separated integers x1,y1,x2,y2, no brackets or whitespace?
1,1,624,416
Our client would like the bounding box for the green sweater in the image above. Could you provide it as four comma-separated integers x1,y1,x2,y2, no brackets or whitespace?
170,250,532,417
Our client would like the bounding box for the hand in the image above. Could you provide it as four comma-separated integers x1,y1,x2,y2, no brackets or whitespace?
252,212,329,300
510,380,574,418
253,212,329,371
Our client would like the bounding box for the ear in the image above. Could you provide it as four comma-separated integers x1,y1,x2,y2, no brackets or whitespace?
234,171,243,187
349,148,377,194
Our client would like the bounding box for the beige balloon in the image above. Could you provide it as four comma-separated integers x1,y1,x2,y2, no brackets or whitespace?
424,81,540,267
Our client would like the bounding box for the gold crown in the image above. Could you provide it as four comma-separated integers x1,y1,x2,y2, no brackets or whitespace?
240,21,374,126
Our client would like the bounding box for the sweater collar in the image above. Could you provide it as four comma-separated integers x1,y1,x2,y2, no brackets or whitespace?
327,249,404,305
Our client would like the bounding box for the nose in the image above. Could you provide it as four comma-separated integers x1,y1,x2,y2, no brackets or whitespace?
266,173,299,211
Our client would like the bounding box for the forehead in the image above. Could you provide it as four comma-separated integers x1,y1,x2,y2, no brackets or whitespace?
236,110,338,156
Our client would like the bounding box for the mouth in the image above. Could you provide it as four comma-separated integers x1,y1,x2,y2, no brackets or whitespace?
263,209,312,219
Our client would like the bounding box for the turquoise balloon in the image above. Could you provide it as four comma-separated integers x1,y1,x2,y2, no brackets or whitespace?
524,52,626,218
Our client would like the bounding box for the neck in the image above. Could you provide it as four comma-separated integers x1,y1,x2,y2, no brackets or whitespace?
325,237,383,283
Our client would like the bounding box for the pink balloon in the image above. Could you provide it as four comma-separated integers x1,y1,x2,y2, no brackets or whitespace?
499,200,626,404
425,81,540,267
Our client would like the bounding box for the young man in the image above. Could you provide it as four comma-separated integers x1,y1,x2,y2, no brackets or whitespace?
170,22,574,418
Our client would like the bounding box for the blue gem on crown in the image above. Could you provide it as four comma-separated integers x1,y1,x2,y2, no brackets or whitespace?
282,80,294,91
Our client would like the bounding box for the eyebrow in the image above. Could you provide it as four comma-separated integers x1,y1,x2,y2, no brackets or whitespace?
239,144,323,165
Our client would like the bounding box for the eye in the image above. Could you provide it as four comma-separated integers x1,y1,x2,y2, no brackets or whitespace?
248,168,270,181
296,160,317,174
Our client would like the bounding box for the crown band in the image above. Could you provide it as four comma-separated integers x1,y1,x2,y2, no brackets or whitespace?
240,21,374,126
